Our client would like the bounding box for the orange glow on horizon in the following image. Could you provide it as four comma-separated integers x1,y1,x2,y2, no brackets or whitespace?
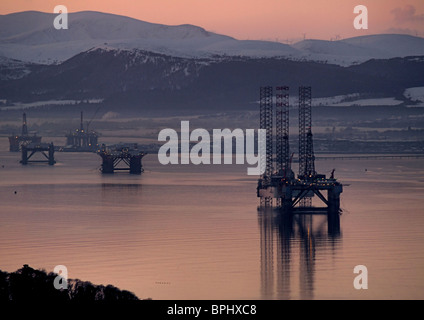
0,0,423,41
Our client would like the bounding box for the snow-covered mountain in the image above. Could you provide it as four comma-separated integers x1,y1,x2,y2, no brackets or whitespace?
294,34,424,65
0,11,298,64
0,56,34,80
1,11,423,114
1,11,424,65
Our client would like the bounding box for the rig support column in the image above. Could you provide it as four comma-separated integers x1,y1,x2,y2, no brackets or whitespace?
48,144,55,165
298,86,313,207
129,156,142,174
298,86,313,179
101,157,114,174
259,86,274,207
276,86,290,175
328,185,342,215
282,184,293,212
276,86,290,208
21,147,28,165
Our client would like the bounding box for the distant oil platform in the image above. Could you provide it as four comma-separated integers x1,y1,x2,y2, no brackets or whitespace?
256,86,343,214
20,142,56,166
97,143,146,174
7,111,148,174
62,111,99,152
8,113,42,152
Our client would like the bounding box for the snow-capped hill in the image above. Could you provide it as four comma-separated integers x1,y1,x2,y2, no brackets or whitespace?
293,34,424,65
0,11,52,41
1,11,423,65
0,11,236,63
0,55,33,80
65,12,223,41
293,39,381,57
293,39,386,65
0,10,298,63
202,39,299,57
160,24,214,39
342,34,424,57
0,11,225,43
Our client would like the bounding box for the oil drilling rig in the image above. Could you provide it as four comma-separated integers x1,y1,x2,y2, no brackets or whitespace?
97,143,146,174
256,86,343,214
64,111,99,152
8,113,42,152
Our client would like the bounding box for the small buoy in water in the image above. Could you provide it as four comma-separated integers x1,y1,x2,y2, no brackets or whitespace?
14,191,17,194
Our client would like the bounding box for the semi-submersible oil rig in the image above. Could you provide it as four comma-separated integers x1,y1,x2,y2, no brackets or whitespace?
8,113,42,152
64,111,99,152
256,86,343,214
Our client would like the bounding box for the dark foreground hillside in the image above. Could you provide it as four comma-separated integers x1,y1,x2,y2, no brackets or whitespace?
1,49,423,115
0,265,139,301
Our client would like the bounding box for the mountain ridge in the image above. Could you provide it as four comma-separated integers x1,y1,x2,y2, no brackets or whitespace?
1,11,423,115
1,11,423,65
1,47,423,115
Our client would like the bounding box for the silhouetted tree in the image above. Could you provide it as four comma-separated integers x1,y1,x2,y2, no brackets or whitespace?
0,265,139,301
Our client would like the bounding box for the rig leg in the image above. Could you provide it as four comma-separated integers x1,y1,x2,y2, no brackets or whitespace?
328,185,342,215
21,146,28,165
129,156,142,174
101,156,114,174
48,144,56,165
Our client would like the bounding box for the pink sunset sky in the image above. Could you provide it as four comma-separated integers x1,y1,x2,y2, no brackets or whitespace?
1,0,423,41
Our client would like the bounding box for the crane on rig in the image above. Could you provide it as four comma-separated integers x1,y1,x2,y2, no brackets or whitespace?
86,106,101,133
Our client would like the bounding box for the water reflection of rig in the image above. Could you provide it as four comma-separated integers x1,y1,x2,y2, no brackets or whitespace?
258,207,341,299
257,86,343,214
8,113,42,152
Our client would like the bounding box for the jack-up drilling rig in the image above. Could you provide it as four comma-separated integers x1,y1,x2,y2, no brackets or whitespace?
256,86,343,214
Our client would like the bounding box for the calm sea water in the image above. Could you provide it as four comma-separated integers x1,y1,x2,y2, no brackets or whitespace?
1,138,424,300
